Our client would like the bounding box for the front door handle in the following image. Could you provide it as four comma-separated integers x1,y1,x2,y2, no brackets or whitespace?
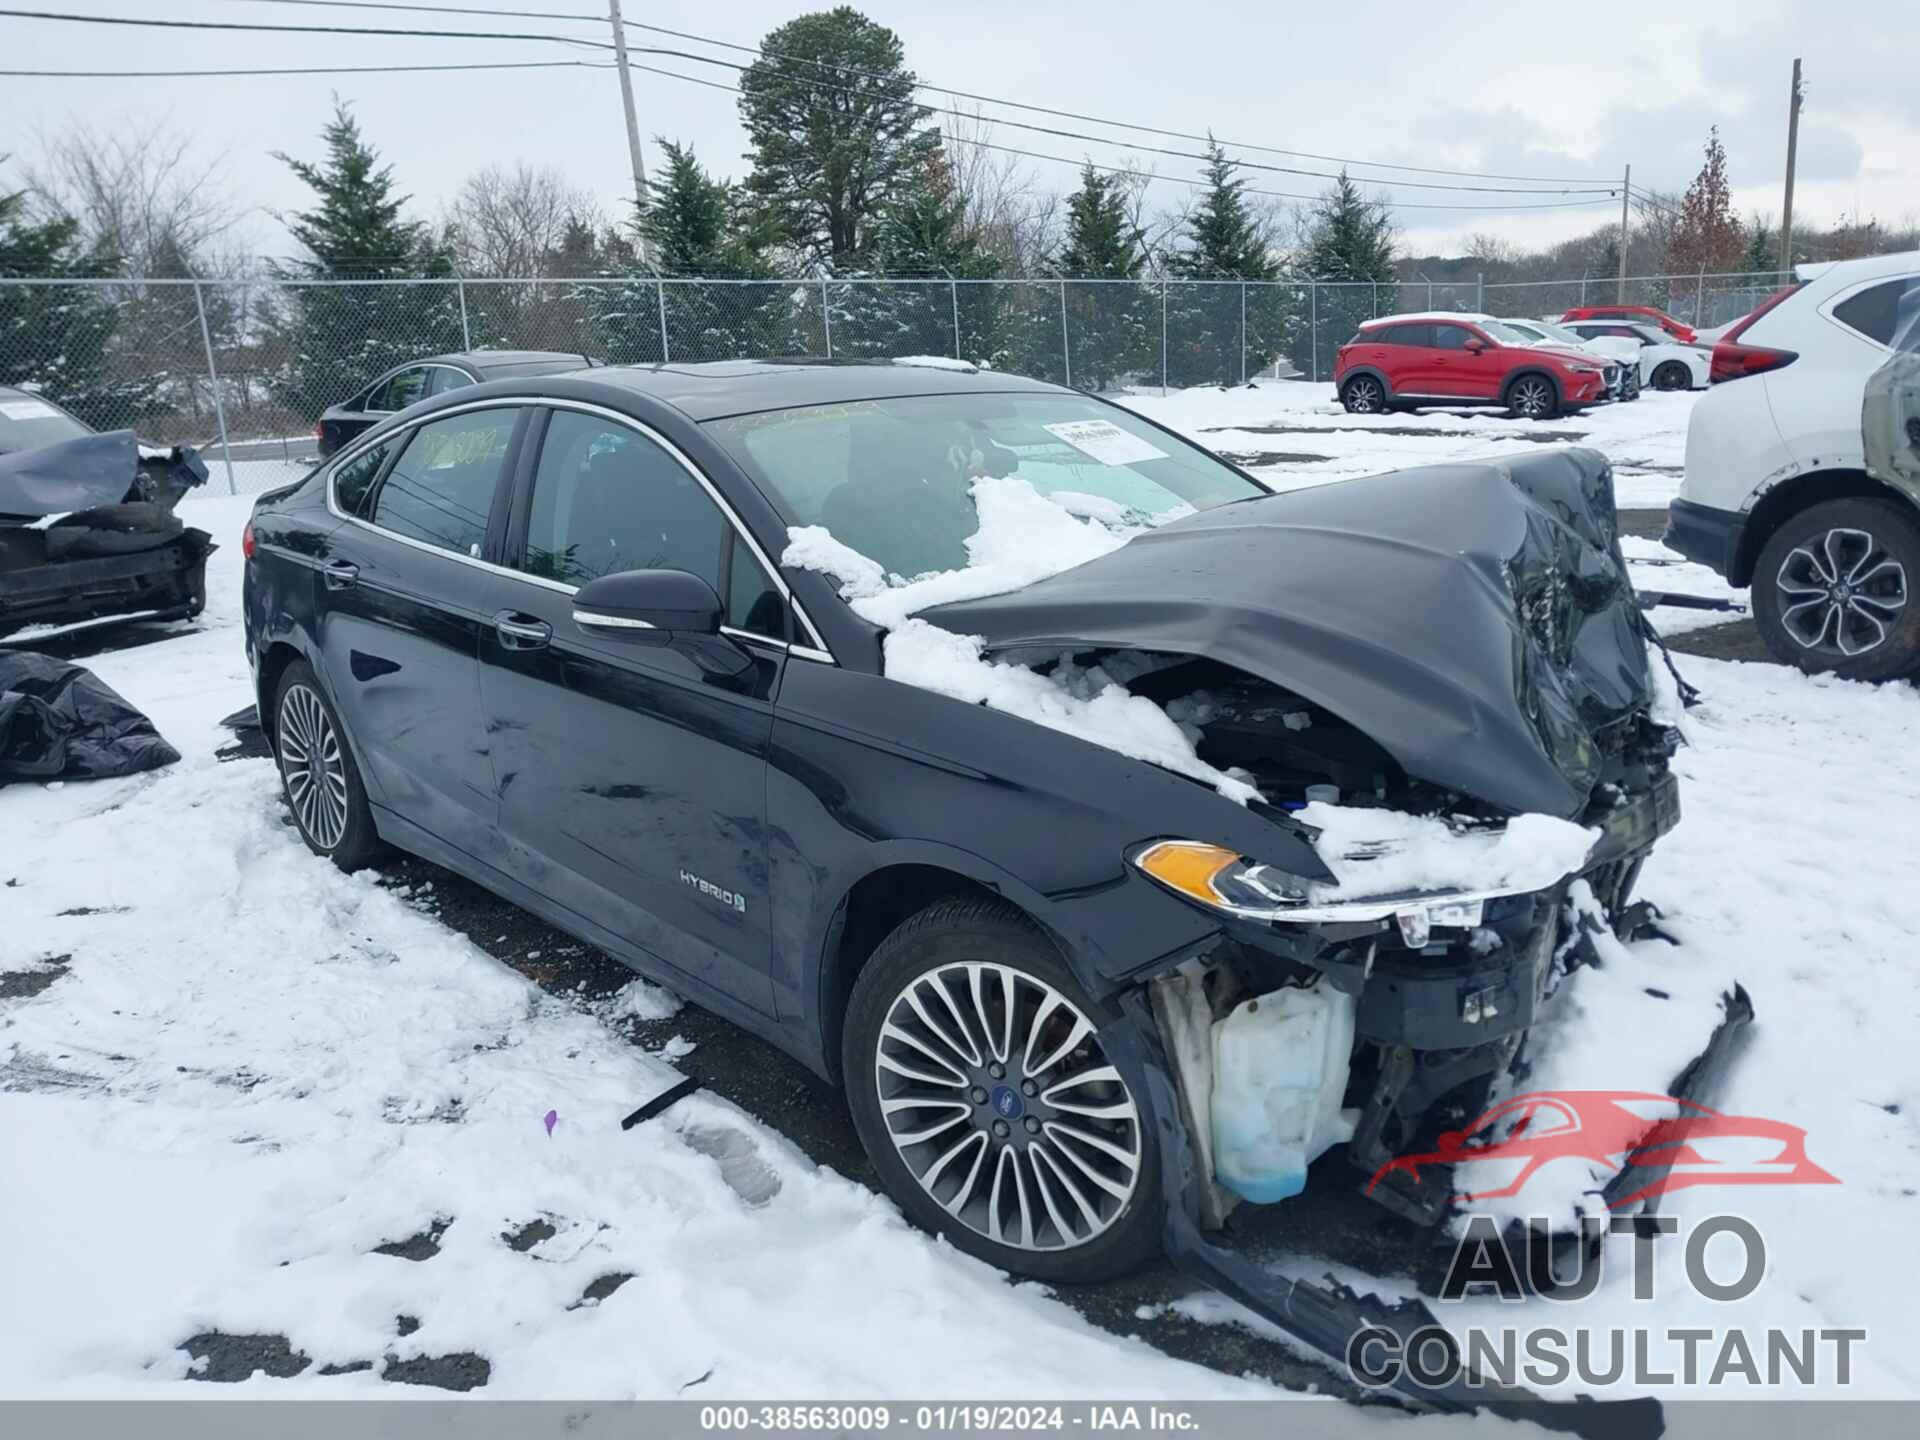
493,610,552,650
322,560,359,590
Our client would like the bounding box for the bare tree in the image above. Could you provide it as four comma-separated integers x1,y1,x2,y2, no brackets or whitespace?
940,105,1059,272
26,119,241,275
445,162,600,277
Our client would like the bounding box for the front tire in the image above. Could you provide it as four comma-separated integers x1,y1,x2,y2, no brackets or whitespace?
1340,375,1385,414
1751,498,1920,680
273,660,383,869
843,899,1162,1283
1652,360,1692,391
1506,373,1559,419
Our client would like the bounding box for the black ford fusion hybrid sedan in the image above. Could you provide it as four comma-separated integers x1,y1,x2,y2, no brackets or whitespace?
243,359,1679,1290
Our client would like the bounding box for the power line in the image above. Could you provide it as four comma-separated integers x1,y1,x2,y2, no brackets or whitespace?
1,59,612,77
626,60,1618,213
219,0,1615,189
0,5,613,48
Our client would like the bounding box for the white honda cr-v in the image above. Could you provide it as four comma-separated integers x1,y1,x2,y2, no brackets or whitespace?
1669,249,1920,679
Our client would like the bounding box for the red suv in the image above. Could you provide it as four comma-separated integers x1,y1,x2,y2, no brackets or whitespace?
1560,304,1697,344
1334,314,1610,419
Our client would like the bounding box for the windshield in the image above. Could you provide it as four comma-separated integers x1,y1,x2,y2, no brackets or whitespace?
1528,321,1586,346
0,392,92,454
708,392,1266,580
1476,320,1535,345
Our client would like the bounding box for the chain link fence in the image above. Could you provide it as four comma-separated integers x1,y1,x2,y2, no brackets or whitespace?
0,269,1793,495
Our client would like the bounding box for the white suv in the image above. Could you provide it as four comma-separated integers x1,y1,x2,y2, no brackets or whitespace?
1669,249,1920,679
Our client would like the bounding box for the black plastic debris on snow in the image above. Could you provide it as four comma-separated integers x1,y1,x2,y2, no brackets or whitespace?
216,703,274,764
180,1332,311,1382
621,1075,699,1130
0,651,179,785
568,1272,634,1310
372,1218,451,1261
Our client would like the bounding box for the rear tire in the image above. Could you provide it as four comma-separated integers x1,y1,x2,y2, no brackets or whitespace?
1751,498,1920,680
1340,375,1386,414
1505,373,1559,419
1652,360,1692,391
843,898,1163,1284
273,660,383,869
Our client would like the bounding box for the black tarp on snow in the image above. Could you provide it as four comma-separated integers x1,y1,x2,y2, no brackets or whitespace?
0,651,180,784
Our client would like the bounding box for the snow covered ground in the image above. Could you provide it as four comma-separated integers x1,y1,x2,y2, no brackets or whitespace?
5,383,1915,1410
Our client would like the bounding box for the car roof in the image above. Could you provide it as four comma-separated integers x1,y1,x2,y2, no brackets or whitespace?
415,350,591,375
1795,248,1920,285
556,359,1067,422
1362,311,1493,327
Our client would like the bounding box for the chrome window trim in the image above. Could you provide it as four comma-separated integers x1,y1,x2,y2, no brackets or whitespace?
322,393,833,661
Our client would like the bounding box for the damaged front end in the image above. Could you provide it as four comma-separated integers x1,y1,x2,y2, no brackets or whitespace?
927,448,1742,1427
0,431,214,638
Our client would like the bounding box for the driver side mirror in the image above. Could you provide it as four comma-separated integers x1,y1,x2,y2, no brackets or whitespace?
1464,338,1488,354
573,568,723,638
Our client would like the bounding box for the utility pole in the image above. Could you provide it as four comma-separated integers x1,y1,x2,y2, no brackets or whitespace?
608,0,652,265
1616,164,1630,302
1780,58,1804,273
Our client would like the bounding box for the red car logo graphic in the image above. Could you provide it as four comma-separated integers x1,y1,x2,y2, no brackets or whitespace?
1367,1090,1838,1208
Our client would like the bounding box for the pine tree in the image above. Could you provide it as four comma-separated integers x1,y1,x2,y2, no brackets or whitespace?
1669,127,1743,274
1742,216,1776,275
1304,170,1395,283
1057,163,1142,279
877,151,997,279
0,180,160,428
738,7,940,266
1172,139,1276,281
268,100,460,421
640,140,755,276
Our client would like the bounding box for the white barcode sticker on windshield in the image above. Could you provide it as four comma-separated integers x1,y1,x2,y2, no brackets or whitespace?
1042,419,1167,466
0,399,61,421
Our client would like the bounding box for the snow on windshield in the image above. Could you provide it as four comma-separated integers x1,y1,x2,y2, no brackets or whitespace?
783,474,1257,803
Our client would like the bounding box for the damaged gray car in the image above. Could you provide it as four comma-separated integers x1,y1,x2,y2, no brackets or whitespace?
0,385,213,638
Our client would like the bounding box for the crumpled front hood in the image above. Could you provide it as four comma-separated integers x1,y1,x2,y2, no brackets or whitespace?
920,447,1650,819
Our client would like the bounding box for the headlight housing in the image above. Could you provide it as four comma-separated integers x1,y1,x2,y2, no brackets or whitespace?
1130,838,1513,945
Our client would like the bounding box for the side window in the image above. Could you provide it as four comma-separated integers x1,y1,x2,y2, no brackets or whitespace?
383,367,432,412
1430,324,1470,350
368,407,517,556
1833,279,1919,347
428,366,474,396
725,532,785,639
522,410,726,591
1386,324,1433,347
331,440,392,517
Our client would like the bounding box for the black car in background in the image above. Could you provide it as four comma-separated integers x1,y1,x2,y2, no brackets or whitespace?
242,362,1678,1312
316,350,595,457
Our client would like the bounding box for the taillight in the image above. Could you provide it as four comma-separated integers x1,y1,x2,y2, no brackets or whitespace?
314,422,324,440
1710,341,1798,383
241,520,256,560
1708,282,1806,384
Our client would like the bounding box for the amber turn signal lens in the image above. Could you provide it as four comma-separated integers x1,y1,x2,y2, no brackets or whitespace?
1134,840,1240,906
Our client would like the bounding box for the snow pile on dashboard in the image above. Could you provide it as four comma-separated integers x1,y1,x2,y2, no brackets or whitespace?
784,474,1151,630
783,475,1257,802
883,622,1262,804
1298,801,1599,900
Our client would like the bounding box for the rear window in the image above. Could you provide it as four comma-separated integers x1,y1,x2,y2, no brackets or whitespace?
0,393,91,454
1832,279,1920,347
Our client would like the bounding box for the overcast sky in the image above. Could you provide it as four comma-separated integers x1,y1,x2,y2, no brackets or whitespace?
1,0,1912,267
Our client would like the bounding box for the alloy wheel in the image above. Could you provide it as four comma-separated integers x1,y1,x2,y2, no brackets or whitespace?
278,683,350,851
1775,527,1910,658
873,962,1143,1253
1510,377,1553,417
1344,377,1382,414
1653,361,1690,390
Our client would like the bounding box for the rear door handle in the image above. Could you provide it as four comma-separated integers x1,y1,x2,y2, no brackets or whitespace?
493,610,552,650
322,560,359,590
